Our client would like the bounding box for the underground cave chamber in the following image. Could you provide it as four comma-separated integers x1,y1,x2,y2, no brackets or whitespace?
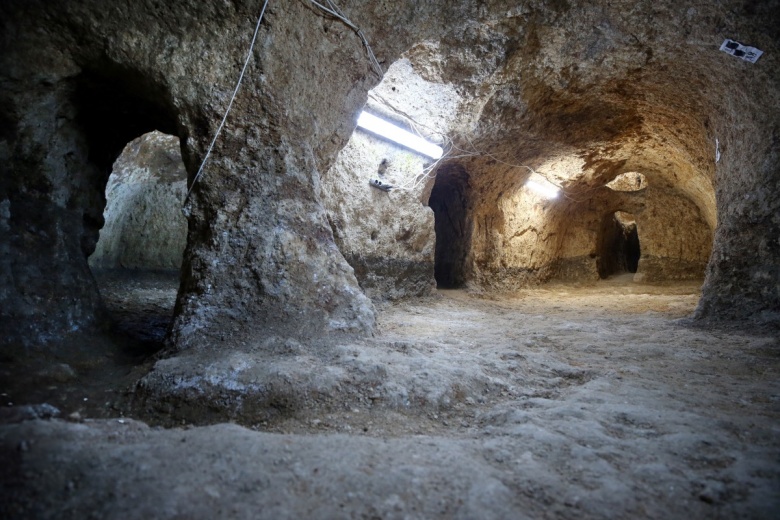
74,49,720,354
319,53,717,297
2,1,779,516
2,0,776,356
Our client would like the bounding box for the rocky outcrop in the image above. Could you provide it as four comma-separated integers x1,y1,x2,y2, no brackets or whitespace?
89,131,187,270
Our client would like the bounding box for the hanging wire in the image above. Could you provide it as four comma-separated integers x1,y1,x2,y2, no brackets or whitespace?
385,120,602,203
183,0,593,205
362,90,576,197
309,0,383,77
184,0,386,207
183,0,271,207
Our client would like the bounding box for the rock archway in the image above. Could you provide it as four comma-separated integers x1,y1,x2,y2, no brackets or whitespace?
0,35,182,350
89,131,187,271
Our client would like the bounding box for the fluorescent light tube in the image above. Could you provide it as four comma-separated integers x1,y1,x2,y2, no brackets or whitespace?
526,174,559,199
357,111,443,159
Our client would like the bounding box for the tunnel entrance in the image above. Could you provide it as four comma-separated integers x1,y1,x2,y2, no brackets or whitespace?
429,165,472,288
597,211,640,279
73,67,184,353
88,131,186,351
89,131,187,273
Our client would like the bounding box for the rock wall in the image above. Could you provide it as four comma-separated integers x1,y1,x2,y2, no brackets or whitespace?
0,47,107,350
1,0,445,350
553,185,713,283
695,56,780,323
449,167,713,289
320,132,437,301
89,131,186,270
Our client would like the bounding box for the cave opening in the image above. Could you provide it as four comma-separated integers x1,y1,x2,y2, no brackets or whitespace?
73,68,184,353
597,211,641,279
429,164,472,289
87,131,186,353
606,172,648,192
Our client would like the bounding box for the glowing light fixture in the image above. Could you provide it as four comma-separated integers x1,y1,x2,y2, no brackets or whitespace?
525,173,560,200
357,111,443,159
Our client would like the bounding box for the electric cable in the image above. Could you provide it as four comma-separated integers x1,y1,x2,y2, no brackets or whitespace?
185,0,384,207
361,93,576,198
183,0,271,207
308,0,383,77
443,132,600,203
183,0,596,205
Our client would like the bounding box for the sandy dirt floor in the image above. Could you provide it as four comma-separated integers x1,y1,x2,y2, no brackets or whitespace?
1,271,778,519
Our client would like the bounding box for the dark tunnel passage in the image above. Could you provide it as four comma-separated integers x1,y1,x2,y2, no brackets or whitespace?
72,64,182,260
87,130,187,352
428,164,472,288
597,211,640,279
73,68,184,352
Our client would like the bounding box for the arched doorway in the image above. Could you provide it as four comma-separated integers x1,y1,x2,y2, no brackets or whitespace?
73,67,183,352
87,131,186,352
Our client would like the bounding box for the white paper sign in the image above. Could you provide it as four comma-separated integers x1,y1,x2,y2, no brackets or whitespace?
720,39,763,63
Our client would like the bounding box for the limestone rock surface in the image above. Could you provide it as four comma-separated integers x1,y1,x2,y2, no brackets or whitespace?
89,131,187,270
320,58,463,300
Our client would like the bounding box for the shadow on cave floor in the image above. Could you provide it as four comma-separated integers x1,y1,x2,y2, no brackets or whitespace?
93,268,179,354
0,269,178,424
598,272,638,284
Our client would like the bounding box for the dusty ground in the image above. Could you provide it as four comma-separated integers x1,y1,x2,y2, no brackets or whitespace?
1,272,779,519
0,270,176,421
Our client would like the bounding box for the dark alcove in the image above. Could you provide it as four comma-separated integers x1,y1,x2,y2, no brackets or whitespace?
597,211,640,279
74,65,180,175
428,164,472,288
